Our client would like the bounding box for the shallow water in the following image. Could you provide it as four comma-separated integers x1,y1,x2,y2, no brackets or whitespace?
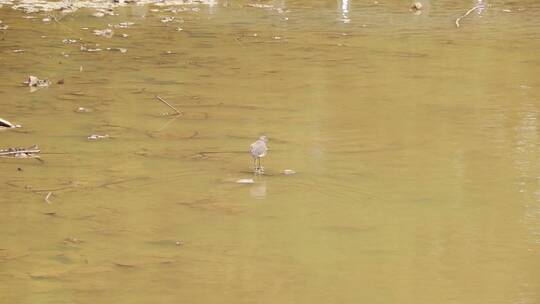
1,0,539,303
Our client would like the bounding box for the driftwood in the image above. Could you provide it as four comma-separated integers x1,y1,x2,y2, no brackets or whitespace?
0,145,40,158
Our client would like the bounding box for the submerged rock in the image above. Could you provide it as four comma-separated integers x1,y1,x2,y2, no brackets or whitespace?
160,16,175,23
93,28,113,38
80,45,102,52
246,4,274,9
113,21,134,28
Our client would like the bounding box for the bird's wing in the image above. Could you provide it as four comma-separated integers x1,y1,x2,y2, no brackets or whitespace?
252,142,267,156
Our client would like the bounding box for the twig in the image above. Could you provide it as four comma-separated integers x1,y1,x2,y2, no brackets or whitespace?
155,96,183,115
45,192,52,204
51,12,74,34
189,131,199,139
455,5,481,28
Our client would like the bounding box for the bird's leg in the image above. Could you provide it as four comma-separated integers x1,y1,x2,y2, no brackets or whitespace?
254,158,262,175
258,158,263,173
253,158,257,173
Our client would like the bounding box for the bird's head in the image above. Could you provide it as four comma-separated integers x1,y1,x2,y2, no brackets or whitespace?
259,135,268,143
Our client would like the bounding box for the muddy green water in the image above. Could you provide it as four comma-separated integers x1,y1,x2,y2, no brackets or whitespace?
1,1,540,303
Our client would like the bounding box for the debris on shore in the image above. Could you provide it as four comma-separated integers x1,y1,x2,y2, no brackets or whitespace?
92,8,114,17
3,0,218,15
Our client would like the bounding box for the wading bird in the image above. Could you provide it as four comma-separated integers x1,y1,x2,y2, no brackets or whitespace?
250,136,268,174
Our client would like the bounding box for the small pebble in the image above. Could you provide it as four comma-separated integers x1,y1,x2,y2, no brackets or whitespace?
88,134,109,140
62,38,77,44
236,178,255,184
283,169,296,175
106,47,127,53
410,2,422,10
161,16,175,23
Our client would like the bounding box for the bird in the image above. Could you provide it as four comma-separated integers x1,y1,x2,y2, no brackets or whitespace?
250,136,268,174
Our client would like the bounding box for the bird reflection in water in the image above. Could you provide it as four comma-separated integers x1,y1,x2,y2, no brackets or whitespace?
250,181,267,199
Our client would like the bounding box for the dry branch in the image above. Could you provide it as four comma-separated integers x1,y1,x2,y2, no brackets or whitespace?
455,5,481,28
155,95,183,115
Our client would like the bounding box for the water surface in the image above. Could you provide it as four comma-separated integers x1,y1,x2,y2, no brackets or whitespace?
1,1,539,303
